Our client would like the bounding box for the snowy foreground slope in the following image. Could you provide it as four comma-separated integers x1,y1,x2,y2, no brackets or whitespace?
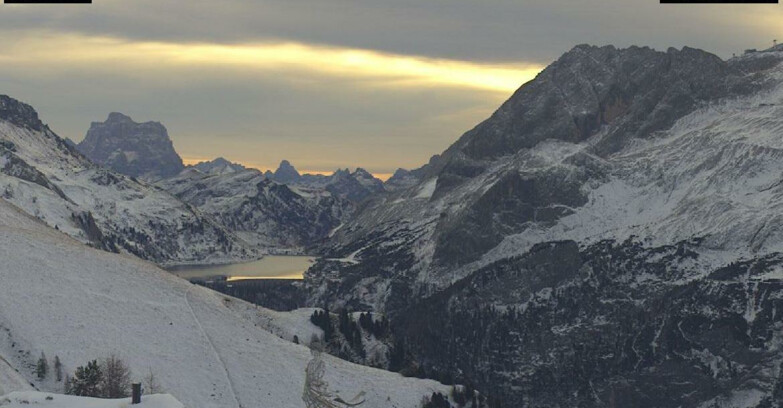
0,392,183,408
0,356,33,395
0,199,447,408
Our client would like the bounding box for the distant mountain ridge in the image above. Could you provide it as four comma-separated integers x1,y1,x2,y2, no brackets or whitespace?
189,157,247,175
71,111,391,253
157,158,385,250
264,160,386,202
0,96,254,265
159,167,354,250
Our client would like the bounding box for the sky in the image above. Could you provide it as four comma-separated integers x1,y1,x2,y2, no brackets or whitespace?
0,1,780,178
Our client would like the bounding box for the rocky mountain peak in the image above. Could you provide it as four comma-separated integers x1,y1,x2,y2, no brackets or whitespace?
264,161,385,202
273,159,301,183
106,112,134,123
351,168,384,190
191,157,246,175
77,113,184,180
384,168,420,191
427,44,757,190
0,95,45,132
332,168,351,178
352,167,373,177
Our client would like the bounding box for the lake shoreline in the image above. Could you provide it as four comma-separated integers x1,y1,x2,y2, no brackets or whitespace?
166,255,317,281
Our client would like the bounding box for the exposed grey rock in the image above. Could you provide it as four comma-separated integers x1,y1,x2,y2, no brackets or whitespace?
425,45,760,198
323,168,384,202
307,43,768,310
0,95,44,132
271,159,302,184
266,160,386,203
159,168,354,250
77,112,184,180
190,157,246,175
384,168,420,191
0,150,70,202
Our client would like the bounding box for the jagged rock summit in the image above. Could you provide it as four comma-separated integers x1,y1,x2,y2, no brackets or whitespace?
77,112,184,180
264,160,386,202
384,168,421,191
271,159,302,183
426,44,758,188
0,96,45,132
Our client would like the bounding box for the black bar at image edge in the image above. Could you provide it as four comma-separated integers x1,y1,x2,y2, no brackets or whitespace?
661,0,777,3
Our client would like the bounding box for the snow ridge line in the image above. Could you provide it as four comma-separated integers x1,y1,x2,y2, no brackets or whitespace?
183,287,242,408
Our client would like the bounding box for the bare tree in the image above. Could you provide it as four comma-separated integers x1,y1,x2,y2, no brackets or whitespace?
302,338,364,408
100,354,131,398
142,369,164,394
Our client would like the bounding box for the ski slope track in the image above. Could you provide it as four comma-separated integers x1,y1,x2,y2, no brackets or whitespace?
0,198,448,408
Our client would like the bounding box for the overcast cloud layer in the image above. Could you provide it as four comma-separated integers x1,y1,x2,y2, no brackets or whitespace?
0,0,780,175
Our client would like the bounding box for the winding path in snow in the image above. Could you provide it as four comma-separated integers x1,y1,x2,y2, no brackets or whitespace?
184,287,242,408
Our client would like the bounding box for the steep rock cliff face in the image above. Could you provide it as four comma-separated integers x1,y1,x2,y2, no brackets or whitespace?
77,112,184,180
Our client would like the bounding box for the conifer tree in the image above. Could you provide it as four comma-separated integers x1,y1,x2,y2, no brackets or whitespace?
36,352,48,380
67,360,102,397
54,355,63,382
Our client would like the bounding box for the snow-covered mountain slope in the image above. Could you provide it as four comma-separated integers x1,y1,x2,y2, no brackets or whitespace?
302,44,783,408
159,168,353,250
307,44,782,310
0,96,255,266
0,392,183,408
0,198,448,408
77,113,185,181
